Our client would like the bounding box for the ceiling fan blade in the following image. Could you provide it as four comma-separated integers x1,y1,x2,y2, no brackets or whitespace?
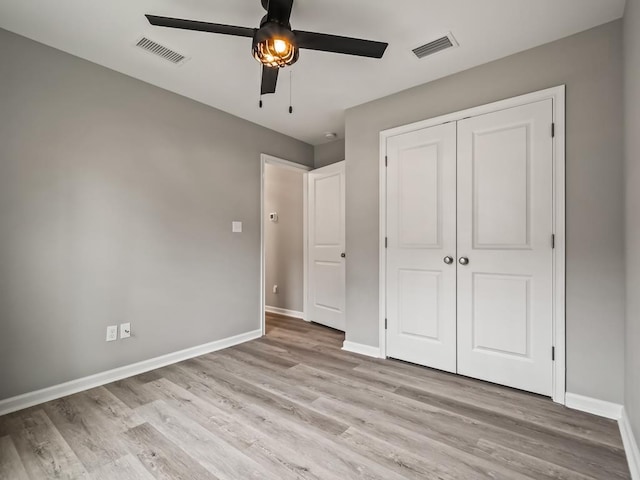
293,30,388,58
145,15,256,38
261,66,279,95
266,0,294,24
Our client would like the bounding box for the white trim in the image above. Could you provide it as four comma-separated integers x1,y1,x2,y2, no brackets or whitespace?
379,86,567,404
260,154,311,334
379,132,387,359
565,393,623,420
302,169,309,322
261,155,313,173
265,305,304,319
0,328,262,416
342,341,384,359
620,408,640,480
551,87,567,405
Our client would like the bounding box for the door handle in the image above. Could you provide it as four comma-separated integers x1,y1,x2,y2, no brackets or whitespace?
459,257,469,266
443,256,454,265
341,252,346,258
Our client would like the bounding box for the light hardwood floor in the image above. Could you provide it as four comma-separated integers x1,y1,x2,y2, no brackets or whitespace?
0,313,631,479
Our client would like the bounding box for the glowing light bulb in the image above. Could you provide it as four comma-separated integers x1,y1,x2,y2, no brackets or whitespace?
274,39,287,54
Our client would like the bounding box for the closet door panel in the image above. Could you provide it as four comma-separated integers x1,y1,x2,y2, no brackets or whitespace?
456,99,554,396
386,123,457,372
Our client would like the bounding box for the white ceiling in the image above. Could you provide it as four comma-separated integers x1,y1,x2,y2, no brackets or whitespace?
0,0,626,145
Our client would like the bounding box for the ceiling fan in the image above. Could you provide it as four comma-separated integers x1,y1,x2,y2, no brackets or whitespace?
145,0,388,96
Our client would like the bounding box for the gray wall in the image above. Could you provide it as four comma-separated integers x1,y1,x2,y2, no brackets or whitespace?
345,20,625,403
624,0,640,442
0,28,313,400
264,164,305,313
314,139,345,169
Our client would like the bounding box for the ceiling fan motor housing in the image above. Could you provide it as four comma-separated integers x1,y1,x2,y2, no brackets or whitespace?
252,21,299,68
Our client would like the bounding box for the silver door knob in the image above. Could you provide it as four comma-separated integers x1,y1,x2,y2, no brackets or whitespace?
443,256,454,265
341,252,346,258
459,257,469,266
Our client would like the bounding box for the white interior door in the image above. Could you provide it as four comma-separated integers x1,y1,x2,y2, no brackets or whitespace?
456,99,554,396
308,162,346,331
386,123,457,372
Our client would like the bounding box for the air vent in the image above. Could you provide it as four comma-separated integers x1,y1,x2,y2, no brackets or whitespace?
135,37,187,65
412,33,458,59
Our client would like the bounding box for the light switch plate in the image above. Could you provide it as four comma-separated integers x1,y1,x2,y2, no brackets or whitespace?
232,221,242,233
120,322,131,339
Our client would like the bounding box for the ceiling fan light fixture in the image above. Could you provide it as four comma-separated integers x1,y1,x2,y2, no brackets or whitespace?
252,22,298,68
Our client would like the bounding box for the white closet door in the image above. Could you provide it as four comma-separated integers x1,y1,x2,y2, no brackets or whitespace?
308,162,346,331
456,100,554,396
386,123,457,372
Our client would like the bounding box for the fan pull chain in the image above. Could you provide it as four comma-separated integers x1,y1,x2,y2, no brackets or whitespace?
258,65,263,108
289,71,293,114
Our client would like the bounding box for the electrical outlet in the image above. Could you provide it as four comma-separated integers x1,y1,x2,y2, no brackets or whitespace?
120,323,131,339
106,325,118,342
273,285,278,294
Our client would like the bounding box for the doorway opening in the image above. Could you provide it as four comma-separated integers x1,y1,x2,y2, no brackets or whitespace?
260,154,311,335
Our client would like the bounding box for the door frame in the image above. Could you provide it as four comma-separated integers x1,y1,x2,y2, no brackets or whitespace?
260,154,312,336
378,85,566,404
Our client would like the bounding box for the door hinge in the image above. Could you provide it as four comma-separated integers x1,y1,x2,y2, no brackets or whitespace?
385,237,388,249
551,123,555,138
385,318,388,330
551,234,555,249
552,346,555,361
385,155,388,167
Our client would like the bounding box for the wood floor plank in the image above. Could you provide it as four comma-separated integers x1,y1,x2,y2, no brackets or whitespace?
260,336,361,371
122,422,219,480
182,357,349,437
42,393,129,471
78,386,145,432
104,375,162,409
136,400,280,480
6,409,90,479
312,396,537,480
393,383,625,454
0,435,29,480
339,427,527,480
151,371,407,480
474,439,598,480
198,352,321,404
224,343,298,371
142,378,324,480
90,453,156,480
355,361,623,449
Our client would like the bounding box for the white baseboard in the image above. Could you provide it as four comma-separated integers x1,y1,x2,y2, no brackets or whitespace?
620,408,640,480
265,305,305,319
342,341,383,359
547,393,640,479
0,328,262,416
565,392,624,420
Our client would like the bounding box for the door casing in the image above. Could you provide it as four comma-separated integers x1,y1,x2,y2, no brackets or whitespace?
378,85,566,404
